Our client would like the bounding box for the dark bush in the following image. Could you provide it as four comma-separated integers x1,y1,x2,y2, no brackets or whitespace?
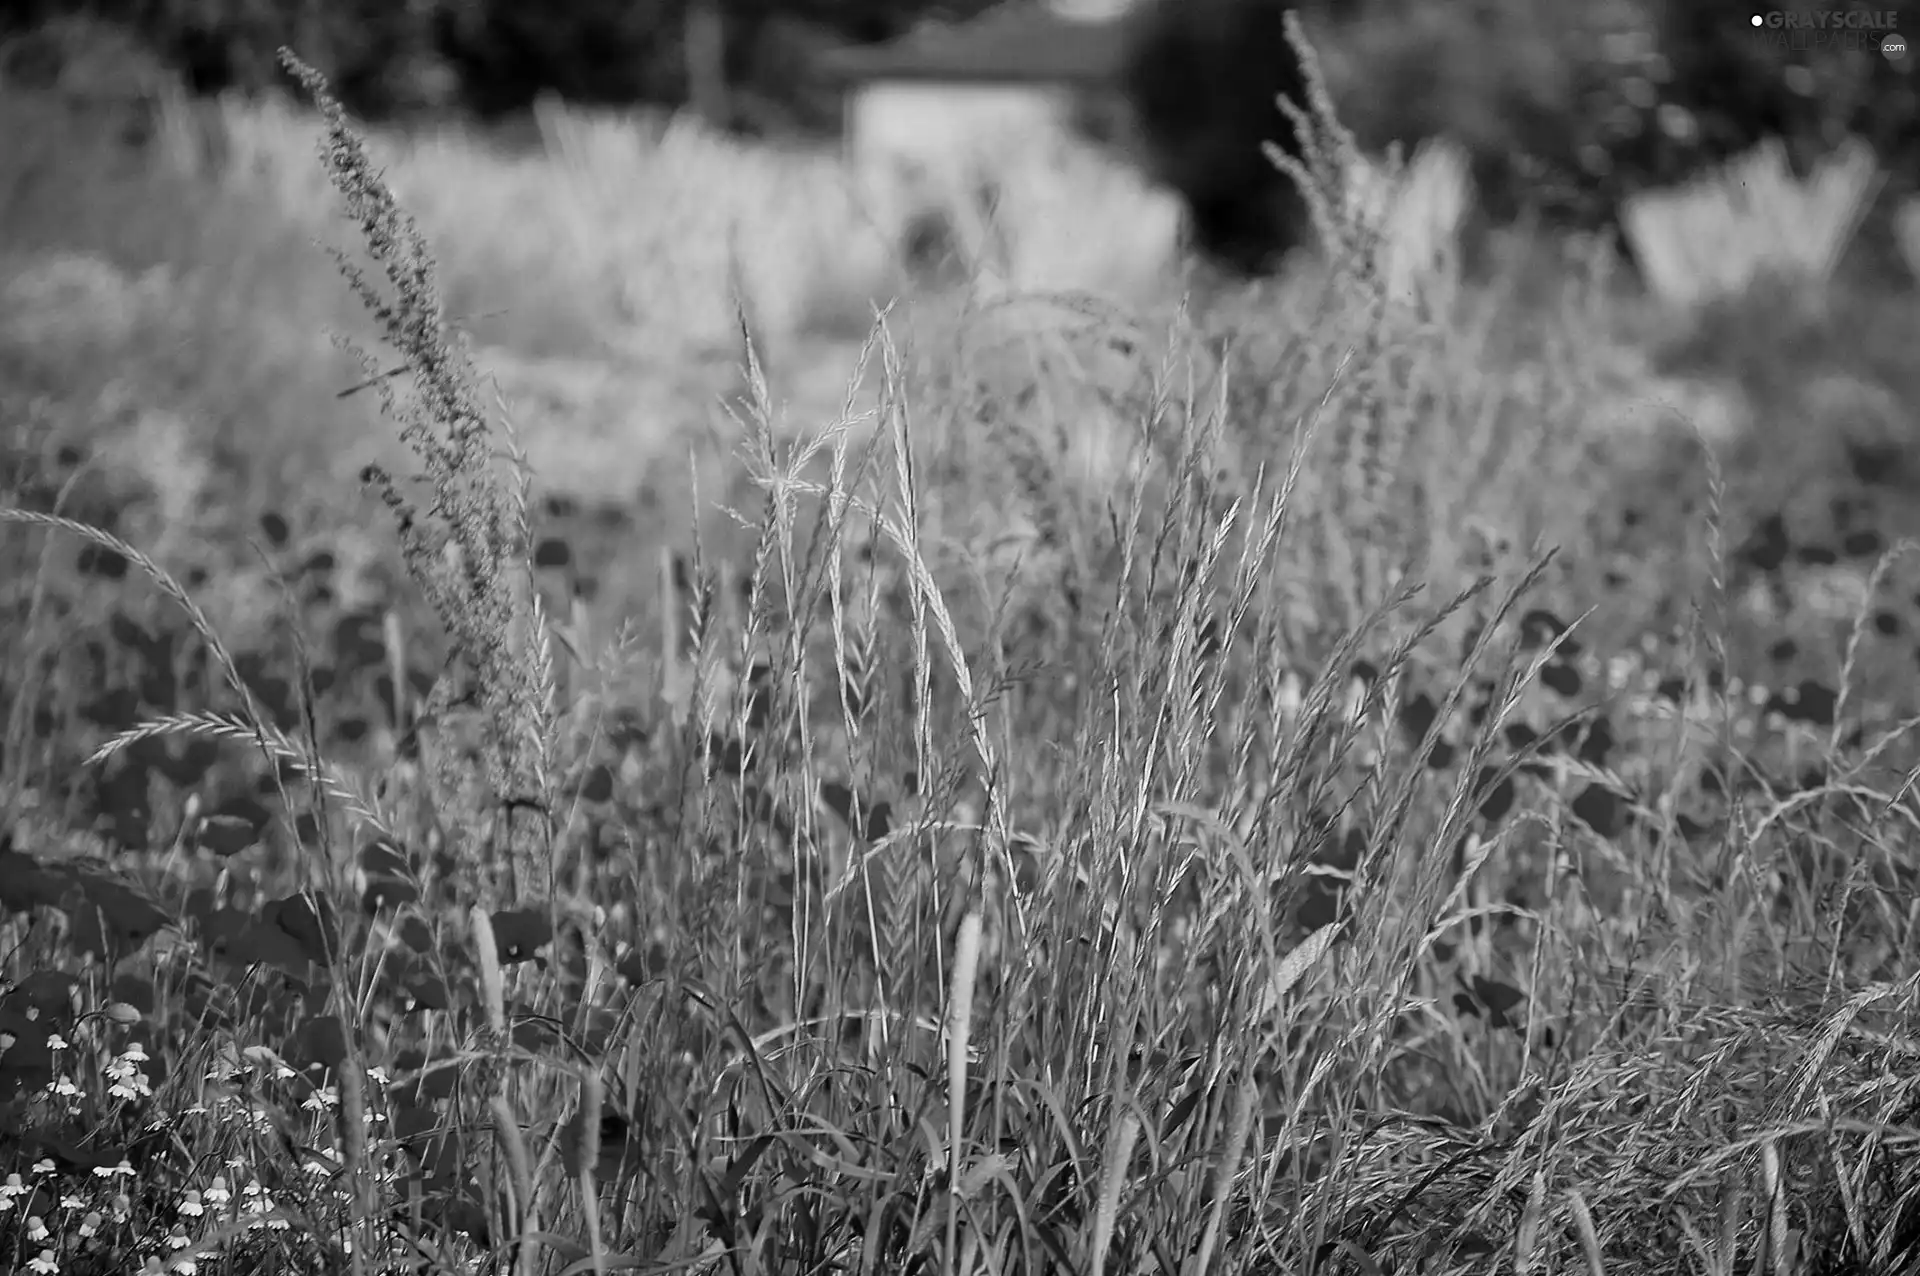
1321,0,1913,270
1,0,451,118
1118,0,1318,276
0,0,972,122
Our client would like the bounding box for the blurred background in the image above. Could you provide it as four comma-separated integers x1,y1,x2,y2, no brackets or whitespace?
2,0,1914,245
1,0,1915,624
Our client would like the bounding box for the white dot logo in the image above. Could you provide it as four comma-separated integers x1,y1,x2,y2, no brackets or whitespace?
1751,13,1764,25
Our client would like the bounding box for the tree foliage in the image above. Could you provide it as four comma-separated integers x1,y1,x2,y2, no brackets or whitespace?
1118,0,1316,275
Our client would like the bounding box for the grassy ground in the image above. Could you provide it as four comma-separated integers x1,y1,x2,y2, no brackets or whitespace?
3,45,1920,1276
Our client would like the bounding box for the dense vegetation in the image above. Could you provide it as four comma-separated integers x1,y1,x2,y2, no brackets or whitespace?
1,9,1919,1276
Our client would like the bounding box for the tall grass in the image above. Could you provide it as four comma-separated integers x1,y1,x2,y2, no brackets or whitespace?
1,25,1919,1276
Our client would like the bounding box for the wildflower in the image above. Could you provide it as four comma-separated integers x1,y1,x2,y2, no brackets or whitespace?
26,1214,50,1241
110,1193,132,1221
78,1210,102,1238
203,1177,231,1208
46,1033,67,1051
91,1159,135,1180
0,1172,26,1208
108,1042,153,1101
178,1189,204,1218
303,1085,338,1113
240,1180,288,1231
26,1249,57,1274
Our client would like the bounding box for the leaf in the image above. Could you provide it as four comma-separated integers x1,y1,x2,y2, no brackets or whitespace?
1258,924,1340,1018
0,850,70,915
397,915,433,953
958,1152,1016,1199
558,1105,634,1182
67,875,168,956
1472,975,1526,1029
1162,1085,1205,1140
267,891,342,967
198,813,261,857
577,764,614,803
695,1130,775,1239
201,907,313,976
555,1249,650,1276
294,1014,349,1072
487,908,552,964
357,839,410,879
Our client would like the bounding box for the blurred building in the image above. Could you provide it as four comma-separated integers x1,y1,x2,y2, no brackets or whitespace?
813,0,1150,279
814,1,1138,181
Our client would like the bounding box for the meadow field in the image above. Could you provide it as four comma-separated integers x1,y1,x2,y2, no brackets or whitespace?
3,30,1920,1276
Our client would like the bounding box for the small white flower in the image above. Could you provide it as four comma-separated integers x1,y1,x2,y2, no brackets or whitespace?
203,1176,231,1207
26,1214,50,1241
45,1033,66,1050
178,1190,204,1217
26,1248,57,1275
109,1070,152,1102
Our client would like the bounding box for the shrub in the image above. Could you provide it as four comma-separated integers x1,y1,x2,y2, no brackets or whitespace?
1330,0,1916,255
1118,0,1316,275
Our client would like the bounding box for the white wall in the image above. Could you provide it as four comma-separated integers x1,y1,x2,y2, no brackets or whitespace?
841,79,1183,294
845,80,1074,180
844,81,1071,256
